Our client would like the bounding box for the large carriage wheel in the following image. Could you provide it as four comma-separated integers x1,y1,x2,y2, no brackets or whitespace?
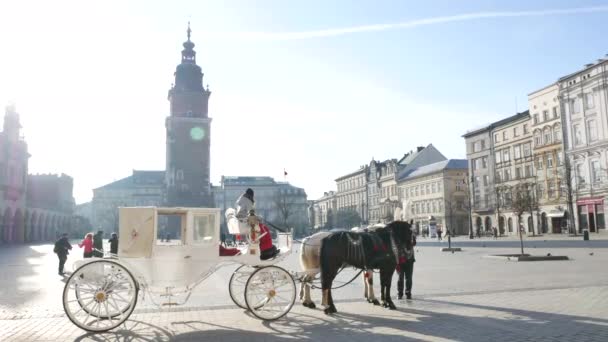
244,266,296,320
63,259,139,332
229,265,254,309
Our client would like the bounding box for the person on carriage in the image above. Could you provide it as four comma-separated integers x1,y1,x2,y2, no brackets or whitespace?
236,188,280,260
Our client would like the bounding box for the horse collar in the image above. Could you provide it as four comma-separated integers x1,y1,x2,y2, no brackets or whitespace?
389,232,400,266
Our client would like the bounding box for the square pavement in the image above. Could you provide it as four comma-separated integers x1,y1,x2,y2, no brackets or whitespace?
1,239,607,341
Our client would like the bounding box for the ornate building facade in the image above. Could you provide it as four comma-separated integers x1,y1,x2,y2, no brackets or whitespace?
0,105,75,243
560,57,608,234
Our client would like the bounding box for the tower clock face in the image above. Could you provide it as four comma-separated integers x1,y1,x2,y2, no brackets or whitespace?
189,126,206,141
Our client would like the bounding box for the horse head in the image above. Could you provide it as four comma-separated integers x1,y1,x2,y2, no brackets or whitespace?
385,220,414,262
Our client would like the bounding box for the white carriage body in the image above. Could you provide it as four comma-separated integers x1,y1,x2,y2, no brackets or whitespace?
118,207,222,291
116,206,292,292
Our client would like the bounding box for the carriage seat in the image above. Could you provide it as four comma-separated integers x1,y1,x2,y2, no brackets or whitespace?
219,244,241,256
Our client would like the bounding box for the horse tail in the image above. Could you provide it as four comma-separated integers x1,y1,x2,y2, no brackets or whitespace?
319,234,331,289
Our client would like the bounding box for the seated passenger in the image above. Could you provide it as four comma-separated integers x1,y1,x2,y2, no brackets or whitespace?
236,188,280,260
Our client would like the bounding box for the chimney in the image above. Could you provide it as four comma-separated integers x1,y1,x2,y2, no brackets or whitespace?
585,63,594,68
417,146,424,152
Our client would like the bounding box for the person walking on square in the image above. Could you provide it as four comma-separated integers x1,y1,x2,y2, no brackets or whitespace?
109,232,119,255
79,233,94,258
397,234,417,300
437,227,442,241
54,233,72,275
93,230,104,257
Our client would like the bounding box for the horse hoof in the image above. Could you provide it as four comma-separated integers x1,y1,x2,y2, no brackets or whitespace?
372,299,380,306
308,302,316,309
324,306,337,315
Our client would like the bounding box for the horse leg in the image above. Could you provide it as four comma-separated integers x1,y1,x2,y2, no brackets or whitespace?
322,271,338,314
301,275,316,308
382,269,397,310
365,271,380,305
304,281,316,309
363,272,368,300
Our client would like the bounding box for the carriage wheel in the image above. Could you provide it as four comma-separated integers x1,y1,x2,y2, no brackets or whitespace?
63,259,138,332
229,265,254,309
244,266,296,320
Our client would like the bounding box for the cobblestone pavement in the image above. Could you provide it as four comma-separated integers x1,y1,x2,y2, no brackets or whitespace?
1,240,607,341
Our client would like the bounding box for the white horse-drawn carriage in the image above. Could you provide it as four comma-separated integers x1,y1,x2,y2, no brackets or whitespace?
62,207,296,332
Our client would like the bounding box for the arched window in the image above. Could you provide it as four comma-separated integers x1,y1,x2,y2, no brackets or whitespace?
544,127,553,145
553,124,561,142
534,130,543,147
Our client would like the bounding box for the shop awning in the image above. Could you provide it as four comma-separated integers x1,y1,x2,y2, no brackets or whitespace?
547,211,566,218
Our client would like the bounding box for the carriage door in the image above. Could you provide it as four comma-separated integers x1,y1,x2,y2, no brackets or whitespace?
188,210,220,278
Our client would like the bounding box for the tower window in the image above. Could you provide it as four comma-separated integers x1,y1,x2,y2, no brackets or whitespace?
176,169,184,181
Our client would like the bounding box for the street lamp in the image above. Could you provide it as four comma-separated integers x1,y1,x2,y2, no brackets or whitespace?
469,174,475,239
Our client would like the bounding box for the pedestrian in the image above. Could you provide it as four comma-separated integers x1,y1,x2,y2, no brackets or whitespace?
79,233,94,258
437,227,442,241
93,230,104,257
493,226,498,240
397,233,417,300
54,233,72,275
109,232,119,255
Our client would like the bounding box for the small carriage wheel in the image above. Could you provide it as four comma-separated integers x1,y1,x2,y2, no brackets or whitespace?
63,259,139,333
244,266,296,321
229,265,254,309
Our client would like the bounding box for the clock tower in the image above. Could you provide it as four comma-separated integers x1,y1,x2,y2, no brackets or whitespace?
165,23,213,207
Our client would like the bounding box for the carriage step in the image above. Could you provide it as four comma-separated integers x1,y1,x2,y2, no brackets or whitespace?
161,302,179,306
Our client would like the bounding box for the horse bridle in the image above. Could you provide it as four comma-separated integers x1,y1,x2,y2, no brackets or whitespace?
389,225,414,265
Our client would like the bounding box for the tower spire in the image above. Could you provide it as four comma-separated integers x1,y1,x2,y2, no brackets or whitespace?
187,21,191,41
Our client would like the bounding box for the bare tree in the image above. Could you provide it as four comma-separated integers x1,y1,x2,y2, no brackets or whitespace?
273,190,293,227
511,181,535,255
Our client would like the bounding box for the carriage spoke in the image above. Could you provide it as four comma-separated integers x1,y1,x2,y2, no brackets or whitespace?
64,260,137,332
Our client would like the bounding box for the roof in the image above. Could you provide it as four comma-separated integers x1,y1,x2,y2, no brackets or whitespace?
558,58,608,82
94,170,164,191
334,166,368,182
221,176,277,186
462,110,530,138
398,159,468,182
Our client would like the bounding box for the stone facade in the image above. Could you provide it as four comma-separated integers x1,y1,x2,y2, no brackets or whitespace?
462,124,495,234
311,191,337,229
399,159,469,235
492,111,539,235
559,57,608,234
335,166,368,226
529,83,567,234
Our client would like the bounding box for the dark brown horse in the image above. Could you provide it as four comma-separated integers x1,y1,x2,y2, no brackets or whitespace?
319,220,413,314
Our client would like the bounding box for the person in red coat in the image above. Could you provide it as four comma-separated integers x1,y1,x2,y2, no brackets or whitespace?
259,222,279,260
236,188,280,260
78,233,94,258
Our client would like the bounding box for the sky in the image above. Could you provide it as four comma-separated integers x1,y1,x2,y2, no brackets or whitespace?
1,0,608,204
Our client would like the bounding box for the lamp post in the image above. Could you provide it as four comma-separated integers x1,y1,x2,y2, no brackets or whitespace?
469,175,475,239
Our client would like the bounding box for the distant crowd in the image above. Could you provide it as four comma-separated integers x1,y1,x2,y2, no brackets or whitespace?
53,231,119,276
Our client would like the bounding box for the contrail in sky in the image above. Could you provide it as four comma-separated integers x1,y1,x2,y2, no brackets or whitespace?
209,6,608,40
